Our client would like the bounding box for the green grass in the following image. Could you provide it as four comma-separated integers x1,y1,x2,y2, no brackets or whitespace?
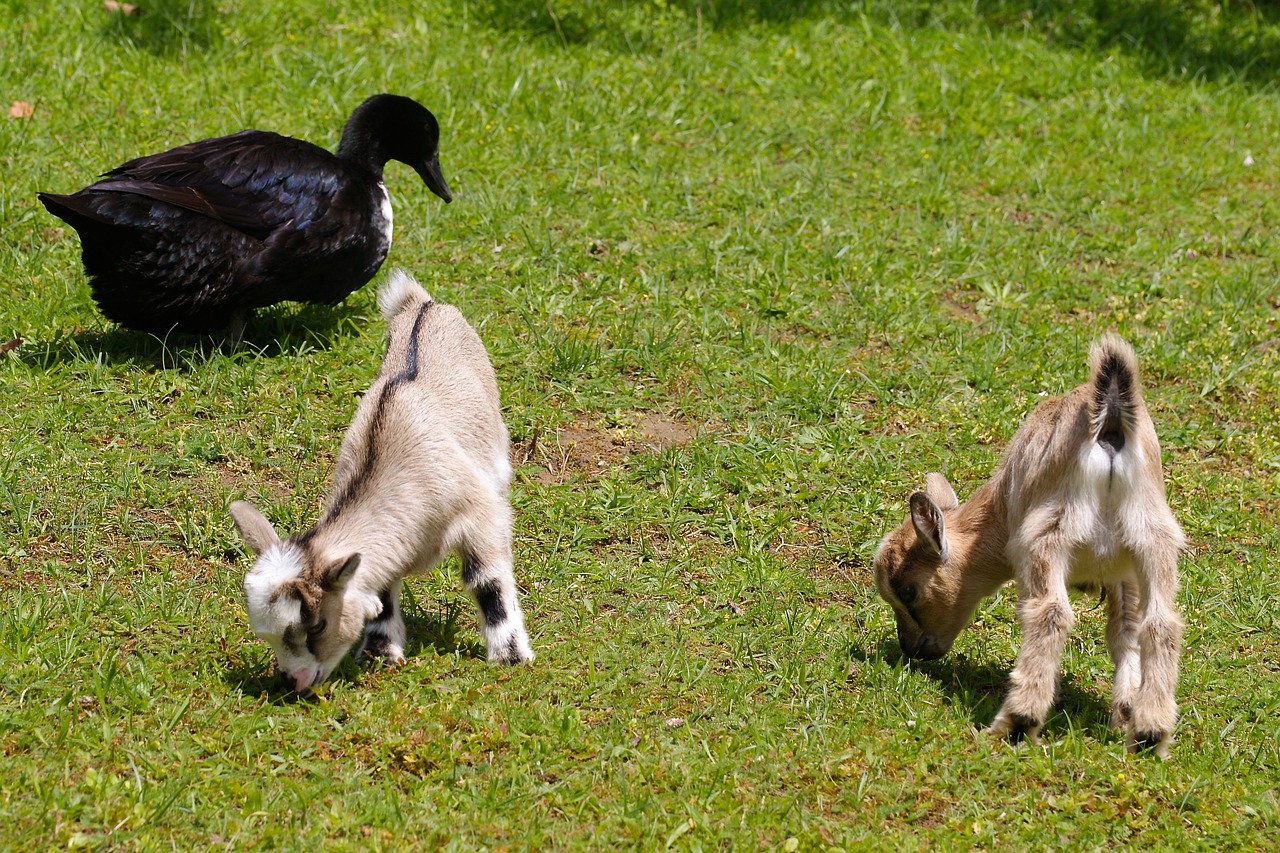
3,0,1280,847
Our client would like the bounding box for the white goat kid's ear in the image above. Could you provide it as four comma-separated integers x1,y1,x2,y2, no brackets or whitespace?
924,472,959,511
320,554,362,591
909,491,950,562
229,501,281,556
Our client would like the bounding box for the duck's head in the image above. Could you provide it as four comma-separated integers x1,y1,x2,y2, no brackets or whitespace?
339,94,453,203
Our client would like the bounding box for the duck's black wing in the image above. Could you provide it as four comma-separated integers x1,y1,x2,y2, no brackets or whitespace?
40,130,379,332
87,130,349,241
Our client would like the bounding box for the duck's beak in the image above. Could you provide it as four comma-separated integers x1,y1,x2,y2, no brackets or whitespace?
416,155,452,203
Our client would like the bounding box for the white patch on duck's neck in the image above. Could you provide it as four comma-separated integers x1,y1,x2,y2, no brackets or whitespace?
374,181,393,246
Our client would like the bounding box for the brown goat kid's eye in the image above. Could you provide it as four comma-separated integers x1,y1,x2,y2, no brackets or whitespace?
900,586,917,605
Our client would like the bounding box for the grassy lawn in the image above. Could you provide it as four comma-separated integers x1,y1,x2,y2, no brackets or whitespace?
3,0,1279,847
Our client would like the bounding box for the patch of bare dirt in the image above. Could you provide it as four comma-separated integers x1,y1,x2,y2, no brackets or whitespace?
215,458,294,506
513,413,700,485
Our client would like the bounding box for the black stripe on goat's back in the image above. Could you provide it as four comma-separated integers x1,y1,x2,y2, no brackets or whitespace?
323,301,434,525
399,299,433,382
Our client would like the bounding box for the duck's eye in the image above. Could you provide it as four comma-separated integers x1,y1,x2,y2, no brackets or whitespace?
307,619,327,637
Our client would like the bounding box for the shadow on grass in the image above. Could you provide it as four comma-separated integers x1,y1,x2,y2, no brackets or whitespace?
18,302,369,372
854,635,1114,737
480,0,831,48
401,596,487,662
970,0,1280,86
223,599,484,702
99,0,223,56
482,0,1280,86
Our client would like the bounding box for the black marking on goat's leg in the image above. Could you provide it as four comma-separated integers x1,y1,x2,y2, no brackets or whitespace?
1132,730,1167,753
1006,713,1042,744
472,581,508,627
497,635,524,666
361,584,405,663
370,587,396,624
461,553,483,587
362,629,395,661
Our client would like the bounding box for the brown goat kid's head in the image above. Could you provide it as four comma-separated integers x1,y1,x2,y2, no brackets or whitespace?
873,473,996,661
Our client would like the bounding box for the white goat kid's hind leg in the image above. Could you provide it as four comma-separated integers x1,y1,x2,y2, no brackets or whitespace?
360,579,408,666
1129,544,1183,759
1105,578,1141,731
461,528,532,666
989,545,1074,745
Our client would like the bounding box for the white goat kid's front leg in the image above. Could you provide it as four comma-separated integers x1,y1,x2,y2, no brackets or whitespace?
1129,544,1183,759
360,579,408,665
989,543,1073,745
461,523,533,666
1105,578,1141,731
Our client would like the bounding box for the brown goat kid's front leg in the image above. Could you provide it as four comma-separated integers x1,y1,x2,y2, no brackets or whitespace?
1129,545,1184,759
988,546,1073,745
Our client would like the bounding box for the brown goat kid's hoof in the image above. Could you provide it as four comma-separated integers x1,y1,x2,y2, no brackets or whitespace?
1127,730,1172,760
988,711,1043,746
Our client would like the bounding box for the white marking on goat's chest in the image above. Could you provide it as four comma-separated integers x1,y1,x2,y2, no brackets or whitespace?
373,181,393,246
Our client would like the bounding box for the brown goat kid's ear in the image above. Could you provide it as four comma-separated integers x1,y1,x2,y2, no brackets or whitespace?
320,554,362,591
229,501,281,556
909,492,950,562
924,472,959,511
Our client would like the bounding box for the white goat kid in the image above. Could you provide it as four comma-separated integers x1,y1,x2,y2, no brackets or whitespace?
873,336,1184,757
231,269,532,693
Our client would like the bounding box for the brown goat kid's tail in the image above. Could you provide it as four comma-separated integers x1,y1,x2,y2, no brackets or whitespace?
1088,335,1142,457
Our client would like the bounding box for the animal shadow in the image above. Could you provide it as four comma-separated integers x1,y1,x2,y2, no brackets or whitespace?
99,0,222,55
401,596,487,661
854,636,1114,738
223,598,485,702
478,0,831,50
222,657,337,704
20,302,368,371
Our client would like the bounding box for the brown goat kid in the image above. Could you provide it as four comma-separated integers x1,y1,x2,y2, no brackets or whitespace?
874,336,1185,758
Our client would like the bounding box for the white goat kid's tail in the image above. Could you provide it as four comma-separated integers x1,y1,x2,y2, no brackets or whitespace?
378,268,432,321
1088,334,1141,458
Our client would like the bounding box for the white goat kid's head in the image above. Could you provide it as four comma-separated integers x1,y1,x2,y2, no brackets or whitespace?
872,473,977,661
230,501,378,692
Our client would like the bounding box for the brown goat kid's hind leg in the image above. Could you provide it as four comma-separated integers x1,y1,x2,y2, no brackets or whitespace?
1105,578,1141,731
989,550,1073,745
1128,548,1183,759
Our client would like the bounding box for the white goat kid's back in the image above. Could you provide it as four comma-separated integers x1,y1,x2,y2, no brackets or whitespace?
873,336,1184,757
231,269,532,693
